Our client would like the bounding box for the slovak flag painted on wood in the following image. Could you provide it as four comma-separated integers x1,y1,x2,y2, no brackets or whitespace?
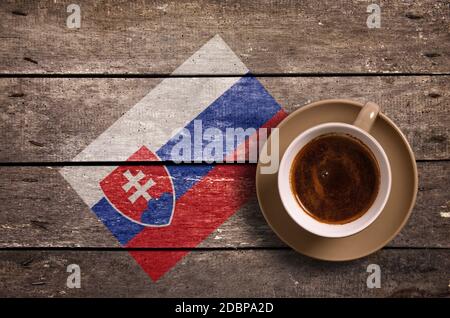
60,35,287,281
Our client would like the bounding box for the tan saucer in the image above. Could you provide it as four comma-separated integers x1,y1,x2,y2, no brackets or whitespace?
256,99,418,261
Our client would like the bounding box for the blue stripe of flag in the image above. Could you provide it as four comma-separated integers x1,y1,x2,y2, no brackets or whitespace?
157,75,282,199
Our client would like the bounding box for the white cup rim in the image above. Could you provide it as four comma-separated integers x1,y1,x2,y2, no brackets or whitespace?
278,122,392,238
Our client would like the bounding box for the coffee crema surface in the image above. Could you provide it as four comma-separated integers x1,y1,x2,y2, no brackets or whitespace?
290,133,380,224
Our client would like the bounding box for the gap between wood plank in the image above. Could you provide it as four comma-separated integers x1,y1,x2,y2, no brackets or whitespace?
0,159,447,166
1,73,450,78
0,246,447,251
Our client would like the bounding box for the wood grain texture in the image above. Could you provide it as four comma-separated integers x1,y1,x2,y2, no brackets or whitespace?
0,0,449,74
1,76,448,162
1,0,449,298
0,161,448,248
0,249,448,297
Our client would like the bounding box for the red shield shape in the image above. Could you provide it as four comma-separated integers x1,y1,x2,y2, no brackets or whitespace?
100,147,175,226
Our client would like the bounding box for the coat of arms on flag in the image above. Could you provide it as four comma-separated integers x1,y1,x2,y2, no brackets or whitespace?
60,35,287,281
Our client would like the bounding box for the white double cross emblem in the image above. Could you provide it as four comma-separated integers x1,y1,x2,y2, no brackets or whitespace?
122,170,155,203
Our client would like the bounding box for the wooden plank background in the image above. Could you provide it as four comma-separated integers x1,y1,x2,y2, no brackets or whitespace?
0,76,448,161
0,0,449,74
0,161,448,248
0,250,449,297
0,0,449,297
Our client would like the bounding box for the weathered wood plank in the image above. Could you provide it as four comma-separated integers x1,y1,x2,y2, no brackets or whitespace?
0,0,449,74
1,76,448,162
0,162,448,248
0,249,448,297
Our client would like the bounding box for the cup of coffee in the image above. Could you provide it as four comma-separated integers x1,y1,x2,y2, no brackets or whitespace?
278,102,391,238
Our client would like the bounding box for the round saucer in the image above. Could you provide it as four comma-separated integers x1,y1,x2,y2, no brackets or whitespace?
256,99,418,261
